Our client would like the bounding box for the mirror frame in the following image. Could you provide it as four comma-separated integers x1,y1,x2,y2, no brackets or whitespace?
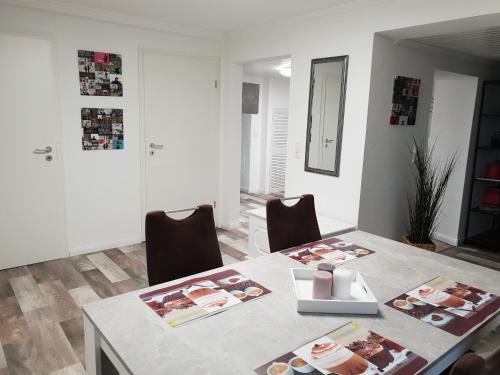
304,55,349,177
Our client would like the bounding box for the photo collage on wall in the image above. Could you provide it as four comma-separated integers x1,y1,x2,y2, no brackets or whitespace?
78,50,122,96
79,50,123,151
389,75,420,125
81,108,123,150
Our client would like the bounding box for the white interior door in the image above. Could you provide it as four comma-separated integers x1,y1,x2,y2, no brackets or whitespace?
269,108,288,193
427,71,478,243
0,33,67,269
143,51,218,217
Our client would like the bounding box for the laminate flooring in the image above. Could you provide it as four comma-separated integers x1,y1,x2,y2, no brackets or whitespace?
0,192,277,374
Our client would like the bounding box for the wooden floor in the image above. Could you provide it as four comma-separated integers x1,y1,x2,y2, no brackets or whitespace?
0,192,276,375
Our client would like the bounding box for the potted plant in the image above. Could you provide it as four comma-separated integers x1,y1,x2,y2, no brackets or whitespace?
403,138,457,251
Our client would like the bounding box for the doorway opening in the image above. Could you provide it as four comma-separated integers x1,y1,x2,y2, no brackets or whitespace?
240,56,291,197
359,19,500,269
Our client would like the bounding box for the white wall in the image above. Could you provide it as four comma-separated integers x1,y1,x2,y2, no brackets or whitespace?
358,35,499,241
4,0,500,249
223,0,500,228
0,4,223,253
240,114,252,191
428,71,479,245
241,76,269,193
240,75,289,194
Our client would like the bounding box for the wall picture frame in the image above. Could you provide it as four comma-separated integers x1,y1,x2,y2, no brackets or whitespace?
390,75,420,125
78,50,123,96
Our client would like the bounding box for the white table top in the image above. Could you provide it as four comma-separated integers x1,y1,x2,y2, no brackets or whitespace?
247,207,356,236
83,231,500,374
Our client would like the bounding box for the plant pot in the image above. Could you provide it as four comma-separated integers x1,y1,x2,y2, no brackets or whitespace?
402,236,436,252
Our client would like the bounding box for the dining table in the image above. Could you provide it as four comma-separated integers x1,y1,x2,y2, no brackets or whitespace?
82,230,500,375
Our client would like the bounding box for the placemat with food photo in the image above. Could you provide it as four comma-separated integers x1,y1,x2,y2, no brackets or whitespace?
385,276,500,336
139,269,271,327
254,322,427,375
280,237,375,267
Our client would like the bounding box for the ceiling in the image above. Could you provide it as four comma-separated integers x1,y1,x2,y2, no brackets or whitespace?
243,56,291,79
23,0,354,36
410,26,500,62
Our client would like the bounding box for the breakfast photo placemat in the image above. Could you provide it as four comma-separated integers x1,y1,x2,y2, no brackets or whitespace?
139,269,271,327
280,237,375,268
386,276,500,336
254,321,427,375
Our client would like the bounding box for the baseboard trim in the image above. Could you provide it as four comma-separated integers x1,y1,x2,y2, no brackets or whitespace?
70,237,143,256
434,232,459,247
218,222,240,230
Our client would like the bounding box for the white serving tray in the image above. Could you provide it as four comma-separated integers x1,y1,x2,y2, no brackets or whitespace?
290,268,378,314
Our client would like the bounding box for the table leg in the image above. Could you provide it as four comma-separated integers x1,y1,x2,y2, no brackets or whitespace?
84,315,102,375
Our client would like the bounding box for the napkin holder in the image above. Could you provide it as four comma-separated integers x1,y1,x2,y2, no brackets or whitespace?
290,268,378,314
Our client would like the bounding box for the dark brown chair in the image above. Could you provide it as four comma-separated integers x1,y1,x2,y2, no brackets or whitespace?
449,353,486,375
447,346,500,375
266,194,321,252
145,205,223,286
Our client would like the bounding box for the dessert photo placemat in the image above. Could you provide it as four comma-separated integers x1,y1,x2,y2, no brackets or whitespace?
255,321,427,375
386,276,500,336
280,237,375,268
139,269,271,327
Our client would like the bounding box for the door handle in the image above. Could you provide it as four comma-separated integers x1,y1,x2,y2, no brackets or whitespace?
150,143,164,150
324,138,335,144
33,146,52,154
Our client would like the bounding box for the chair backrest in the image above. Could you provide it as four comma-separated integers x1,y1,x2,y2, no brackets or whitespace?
145,205,223,286
266,194,321,252
449,353,486,375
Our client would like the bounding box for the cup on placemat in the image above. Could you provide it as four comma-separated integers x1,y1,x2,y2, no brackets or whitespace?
266,362,292,375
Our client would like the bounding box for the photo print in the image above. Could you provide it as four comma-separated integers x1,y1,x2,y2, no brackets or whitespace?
78,50,122,96
389,76,420,125
255,322,427,375
280,237,374,268
81,108,124,151
139,269,271,328
386,276,500,336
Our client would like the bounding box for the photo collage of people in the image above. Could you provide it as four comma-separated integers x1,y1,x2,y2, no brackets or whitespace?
78,50,123,96
139,269,271,327
389,75,420,126
386,276,500,336
255,322,427,375
81,108,124,150
280,238,375,268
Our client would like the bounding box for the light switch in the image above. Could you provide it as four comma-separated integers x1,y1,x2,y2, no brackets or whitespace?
294,142,301,159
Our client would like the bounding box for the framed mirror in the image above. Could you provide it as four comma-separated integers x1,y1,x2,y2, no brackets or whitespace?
304,55,348,176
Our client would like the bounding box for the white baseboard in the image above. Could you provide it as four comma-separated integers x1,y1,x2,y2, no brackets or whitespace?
248,187,266,194
70,237,143,256
218,222,240,230
434,232,458,247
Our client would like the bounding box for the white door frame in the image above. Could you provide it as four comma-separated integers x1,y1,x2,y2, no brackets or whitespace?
138,48,221,239
0,27,69,260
